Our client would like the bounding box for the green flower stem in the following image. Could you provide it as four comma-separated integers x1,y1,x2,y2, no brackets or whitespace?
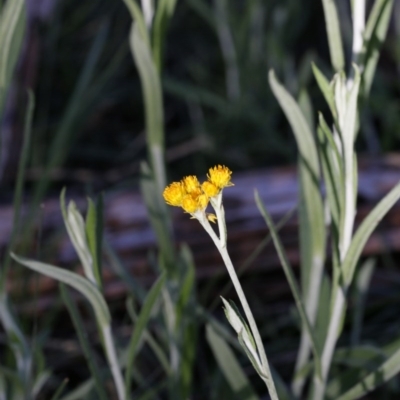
101,325,126,400
197,211,279,399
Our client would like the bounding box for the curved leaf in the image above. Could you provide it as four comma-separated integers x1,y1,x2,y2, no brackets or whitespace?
336,346,400,400
343,181,400,286
206,324,259,400
320,0,345,71
311,63,336,118
11,253,110,326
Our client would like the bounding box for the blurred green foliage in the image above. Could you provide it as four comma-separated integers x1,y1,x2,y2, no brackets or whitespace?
22,0,399,191
1,0,400,398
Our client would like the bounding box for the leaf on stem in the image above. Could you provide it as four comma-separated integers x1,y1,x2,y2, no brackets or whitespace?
206,324,259,400
221,297,259,369
311,63,336,118
342,181,400,287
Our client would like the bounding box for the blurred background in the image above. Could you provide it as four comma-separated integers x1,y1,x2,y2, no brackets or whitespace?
3,0,399,193
2,0,400,398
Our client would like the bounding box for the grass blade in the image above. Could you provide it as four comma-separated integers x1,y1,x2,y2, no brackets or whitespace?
104,240,146,301
59,380,94,400
1,90,34,287
124,273,166,396
126,298,171,375
255,191,322,379
49,378,69,400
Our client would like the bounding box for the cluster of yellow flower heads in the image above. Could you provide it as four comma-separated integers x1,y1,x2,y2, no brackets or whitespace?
163,165,233,215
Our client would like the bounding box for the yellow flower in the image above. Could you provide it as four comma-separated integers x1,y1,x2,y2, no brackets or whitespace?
163,182,186,206
182,194,198,213
197,193,209,210
207,165,234,189
202,181,220,197
182,175,200,193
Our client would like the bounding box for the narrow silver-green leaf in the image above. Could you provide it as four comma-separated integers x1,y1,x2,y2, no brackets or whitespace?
343,181,400,286
0,293,31,393
255,191,322,378
0,0,26,116
317,120,341,227
336,346,400,400
152,0,177,72
311,63,336,118
32,370,51,398
269,70,326,385
269,70,319,175
11,253,110,326
60,190,95,284
339,67,360,253
326,345,386,398
85,196,104,288
320,0,345,71
350,258,375,346
362,0,394,96
268,71,325,270
130,24,164,151
124,273,166,395
122,0,150,47
298,89,315,133
206,324,259,400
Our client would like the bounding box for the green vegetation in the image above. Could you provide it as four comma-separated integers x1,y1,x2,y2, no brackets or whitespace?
1,0,400,399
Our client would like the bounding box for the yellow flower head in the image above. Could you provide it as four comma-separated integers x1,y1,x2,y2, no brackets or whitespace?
182,194,198,213
182,175,200,193
197,193,209,210
207,165,233,189
202,181,220,197
163,182,186,207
